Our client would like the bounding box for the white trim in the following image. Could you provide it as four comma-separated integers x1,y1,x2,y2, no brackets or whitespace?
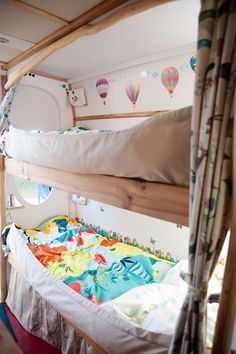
68,42,196,84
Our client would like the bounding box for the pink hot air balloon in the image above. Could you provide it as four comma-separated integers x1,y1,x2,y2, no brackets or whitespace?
125,81,140,107
161,67,179,97
96,79,109,105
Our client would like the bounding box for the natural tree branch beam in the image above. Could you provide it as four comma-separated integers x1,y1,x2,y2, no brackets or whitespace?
5,0,70,26
2,0,129,70
4,0,172,90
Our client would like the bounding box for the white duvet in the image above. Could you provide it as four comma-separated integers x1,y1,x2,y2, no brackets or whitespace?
4,107,191,185
103,260,220,347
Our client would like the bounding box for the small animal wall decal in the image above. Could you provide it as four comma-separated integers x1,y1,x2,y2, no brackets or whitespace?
96,79,109,105
125,80,140,108
161,66,179,97
68,88,86,107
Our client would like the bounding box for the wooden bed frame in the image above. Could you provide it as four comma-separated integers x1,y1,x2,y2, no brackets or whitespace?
1,155,189,354
0,0,235,353
1,152,235,354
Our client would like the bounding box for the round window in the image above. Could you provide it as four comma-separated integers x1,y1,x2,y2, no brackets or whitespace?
15,177,52,205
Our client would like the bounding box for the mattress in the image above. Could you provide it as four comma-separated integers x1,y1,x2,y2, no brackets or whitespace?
3,107,191,186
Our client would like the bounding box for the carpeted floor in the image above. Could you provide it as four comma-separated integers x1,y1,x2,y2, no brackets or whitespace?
4,304,61,354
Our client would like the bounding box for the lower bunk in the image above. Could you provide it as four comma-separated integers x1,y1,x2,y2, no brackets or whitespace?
3,216,220,354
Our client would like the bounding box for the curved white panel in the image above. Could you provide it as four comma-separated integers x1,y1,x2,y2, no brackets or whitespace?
10,84,61,131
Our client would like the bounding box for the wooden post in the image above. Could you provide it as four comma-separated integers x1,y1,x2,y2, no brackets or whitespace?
68,84,77,127
0,156,6,302
0,76,7,302
212,89,236,353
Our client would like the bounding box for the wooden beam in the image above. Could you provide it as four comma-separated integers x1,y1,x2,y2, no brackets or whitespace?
3,0,129,70
0,76,7,102
31,69,67,82
68,84,77,127
0,156,6,302
4,157,189,226
212,90,236,354
5,0,69,26
4,0,173,90
76,111,166,121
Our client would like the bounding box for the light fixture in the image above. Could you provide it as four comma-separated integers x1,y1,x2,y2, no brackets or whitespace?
0,37,9,44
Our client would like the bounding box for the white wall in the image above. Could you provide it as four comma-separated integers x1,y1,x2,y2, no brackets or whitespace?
75,52,194,118
5,74,72,228
10,74,72,131
71,51,195,260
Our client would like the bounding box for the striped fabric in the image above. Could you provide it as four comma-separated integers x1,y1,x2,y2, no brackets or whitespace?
169,0,235,353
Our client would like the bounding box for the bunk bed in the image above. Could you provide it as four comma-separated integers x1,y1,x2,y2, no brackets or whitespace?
0,154,191,354
0,0,235,354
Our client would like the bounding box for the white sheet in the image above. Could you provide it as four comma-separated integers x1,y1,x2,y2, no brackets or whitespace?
4,107,191,185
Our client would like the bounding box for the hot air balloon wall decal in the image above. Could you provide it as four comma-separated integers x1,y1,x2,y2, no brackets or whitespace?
125,80,141,108
190,55,197,73
96,78,109,105
161,67,179,98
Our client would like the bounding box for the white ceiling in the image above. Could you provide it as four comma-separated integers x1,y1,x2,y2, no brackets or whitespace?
0,0,200,80
0,0,101,42
37,0,200,80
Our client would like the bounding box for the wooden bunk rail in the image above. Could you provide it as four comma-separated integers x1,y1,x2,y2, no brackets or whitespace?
4,158,189,226
75,111,165,121
0,157,6,302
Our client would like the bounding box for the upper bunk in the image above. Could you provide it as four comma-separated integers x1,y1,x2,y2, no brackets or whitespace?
2,156,189,226
0,0,197,228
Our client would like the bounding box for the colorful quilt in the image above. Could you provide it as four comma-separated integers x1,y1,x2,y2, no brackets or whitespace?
18,216,175,304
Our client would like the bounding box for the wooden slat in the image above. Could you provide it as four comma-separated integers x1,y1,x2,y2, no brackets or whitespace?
68,83,77,127
212,89,236,354
6,205,24,211
7,252,21,274
4,0,173,90
4,158,189,226
76,111,165,121
5,0,69,26
31,69,67,82
0,156,6,302
0,76,7,102
3,0,129,70
7,252,106,353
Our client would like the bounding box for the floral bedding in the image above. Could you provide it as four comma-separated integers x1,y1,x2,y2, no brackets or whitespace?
9,216,175,304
